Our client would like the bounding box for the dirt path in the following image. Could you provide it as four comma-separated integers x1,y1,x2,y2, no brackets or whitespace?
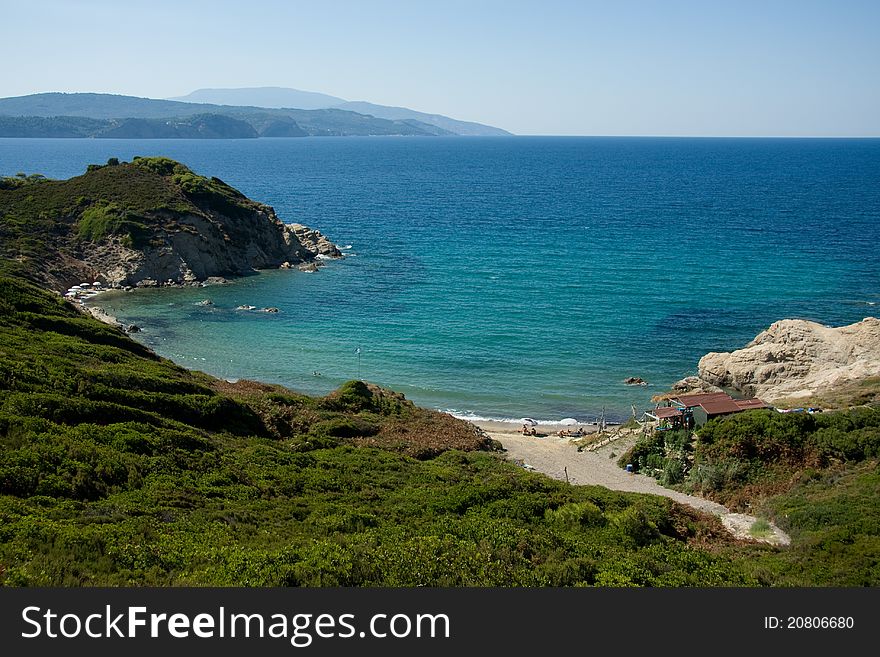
487,430,790,546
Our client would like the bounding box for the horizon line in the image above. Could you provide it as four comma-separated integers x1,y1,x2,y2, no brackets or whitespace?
2,91,878,139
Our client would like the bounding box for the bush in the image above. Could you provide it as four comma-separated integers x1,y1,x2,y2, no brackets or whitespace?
688,458,748,493
661,459,684,486
76,202,150,247
545,501,606,529
323,381,376,413
611,506,661,547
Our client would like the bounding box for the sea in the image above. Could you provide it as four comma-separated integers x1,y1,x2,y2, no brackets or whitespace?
2,136,879,423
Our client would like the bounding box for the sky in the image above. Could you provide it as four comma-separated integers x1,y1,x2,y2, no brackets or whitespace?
1,0,878,136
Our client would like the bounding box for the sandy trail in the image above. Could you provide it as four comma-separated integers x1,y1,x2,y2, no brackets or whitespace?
479,425,790,546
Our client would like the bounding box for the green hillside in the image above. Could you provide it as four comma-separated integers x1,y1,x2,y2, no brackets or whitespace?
0,277,753,585
0,157,269,289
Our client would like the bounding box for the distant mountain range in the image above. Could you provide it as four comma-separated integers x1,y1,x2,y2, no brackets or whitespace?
171,87,511,137
169,87,347,110
0,89,510,139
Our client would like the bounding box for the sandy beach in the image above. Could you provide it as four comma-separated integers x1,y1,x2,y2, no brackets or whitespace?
468,418,604,438
470,418,790,545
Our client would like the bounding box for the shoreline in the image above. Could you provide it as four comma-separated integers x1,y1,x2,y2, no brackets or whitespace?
467,418,607,438
75,284,648,424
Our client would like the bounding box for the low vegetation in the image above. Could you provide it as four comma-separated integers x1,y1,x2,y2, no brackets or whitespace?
0,277,755,586
619,406,880,584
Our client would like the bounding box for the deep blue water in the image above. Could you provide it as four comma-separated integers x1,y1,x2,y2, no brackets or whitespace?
2,137,878,422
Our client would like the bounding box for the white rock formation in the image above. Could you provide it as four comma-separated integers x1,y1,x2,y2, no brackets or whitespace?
698,317,880,402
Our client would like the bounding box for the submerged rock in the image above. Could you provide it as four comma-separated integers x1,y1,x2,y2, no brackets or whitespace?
202,277,229,286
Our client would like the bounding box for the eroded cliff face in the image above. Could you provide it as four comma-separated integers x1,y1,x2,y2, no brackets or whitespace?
696,317,880,402
80,207,341,288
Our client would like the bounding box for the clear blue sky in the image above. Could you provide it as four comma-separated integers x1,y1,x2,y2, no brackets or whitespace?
2,0,878,135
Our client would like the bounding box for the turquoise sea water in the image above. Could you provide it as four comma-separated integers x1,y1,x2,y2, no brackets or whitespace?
2,137,879,422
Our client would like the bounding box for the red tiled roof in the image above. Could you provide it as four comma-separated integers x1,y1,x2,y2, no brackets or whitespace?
674,392,768,416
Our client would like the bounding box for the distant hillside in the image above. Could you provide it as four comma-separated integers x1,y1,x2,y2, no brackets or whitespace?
0,113,261,139
169,86,512,136
98,114,258,139
0,93,451,138
0,115,108,138
0,93,209,120
336,100,511,136
170,86,346,110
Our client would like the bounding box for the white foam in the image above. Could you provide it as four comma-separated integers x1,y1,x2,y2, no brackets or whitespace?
443,410,592,426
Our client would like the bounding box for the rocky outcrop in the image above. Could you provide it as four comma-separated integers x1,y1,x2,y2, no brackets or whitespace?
80,210,341,289
1,157,343,292
283,223,341,260
696,317,880,402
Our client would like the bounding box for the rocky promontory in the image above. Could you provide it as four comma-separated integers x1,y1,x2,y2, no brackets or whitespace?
695,317,880,403
0,157,341,292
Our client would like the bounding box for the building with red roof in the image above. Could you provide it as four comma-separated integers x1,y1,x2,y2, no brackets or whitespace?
647,391,768,429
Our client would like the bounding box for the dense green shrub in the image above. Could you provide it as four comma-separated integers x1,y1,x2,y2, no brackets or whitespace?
687,458,749,493
687,407,880,499
611,506,661,547
544,501,606,529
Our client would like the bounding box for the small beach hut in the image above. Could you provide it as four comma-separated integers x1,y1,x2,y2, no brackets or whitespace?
671,392,768,427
